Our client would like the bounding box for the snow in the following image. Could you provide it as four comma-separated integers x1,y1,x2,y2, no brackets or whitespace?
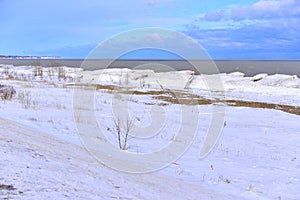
0,64,299,199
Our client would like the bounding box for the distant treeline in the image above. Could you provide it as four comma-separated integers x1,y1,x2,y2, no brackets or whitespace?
0,55,60,59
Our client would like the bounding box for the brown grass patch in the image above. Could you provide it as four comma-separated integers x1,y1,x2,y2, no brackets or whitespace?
79,84,300,116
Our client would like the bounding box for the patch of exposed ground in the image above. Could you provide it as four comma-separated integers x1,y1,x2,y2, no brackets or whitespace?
92,84,300,116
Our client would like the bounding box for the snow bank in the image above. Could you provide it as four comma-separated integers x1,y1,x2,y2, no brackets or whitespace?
1,65,300,199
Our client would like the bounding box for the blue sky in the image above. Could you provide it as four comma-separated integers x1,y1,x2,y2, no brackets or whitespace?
1,0,300,59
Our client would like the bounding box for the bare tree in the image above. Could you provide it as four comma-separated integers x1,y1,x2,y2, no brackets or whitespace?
122,117,134,150
111,117,134,150
184,74,195,89
113,118,122,149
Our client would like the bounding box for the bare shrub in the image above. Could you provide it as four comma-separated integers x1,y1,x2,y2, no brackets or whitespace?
47,67,55,79
2,66,10,75
138,74,148,88
58,67,67,80
33,66,43,78
184,73,195,89
110,117,134,150
17,90,34,109
7,71,17,80
0,85,16,101
0,66,18,80
19,73,30,81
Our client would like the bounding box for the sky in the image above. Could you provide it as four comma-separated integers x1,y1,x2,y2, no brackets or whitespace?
0,0,300,59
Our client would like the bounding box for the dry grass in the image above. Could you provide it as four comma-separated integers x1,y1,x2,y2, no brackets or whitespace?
76,84,300,116
226,100,300,116
0,184,16,191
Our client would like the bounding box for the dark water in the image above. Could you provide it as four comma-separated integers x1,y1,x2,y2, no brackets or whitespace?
1,59,300,77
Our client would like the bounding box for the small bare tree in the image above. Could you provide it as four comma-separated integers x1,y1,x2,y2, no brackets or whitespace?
184,74,195,89
111,117,134,150
122,117,134,150
156,80,164,90
114,118,122,149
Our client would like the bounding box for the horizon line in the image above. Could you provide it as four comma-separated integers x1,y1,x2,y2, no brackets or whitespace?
1,57,300,61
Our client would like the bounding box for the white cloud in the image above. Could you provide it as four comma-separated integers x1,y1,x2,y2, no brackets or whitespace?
198,0,300,21
184,16,300,58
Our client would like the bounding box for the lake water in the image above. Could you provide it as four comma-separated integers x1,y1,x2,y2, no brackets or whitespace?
1,59,300,77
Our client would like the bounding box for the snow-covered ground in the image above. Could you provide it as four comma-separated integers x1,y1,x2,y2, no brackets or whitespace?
0,65,299,199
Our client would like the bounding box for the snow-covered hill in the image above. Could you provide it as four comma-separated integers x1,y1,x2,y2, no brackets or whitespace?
0,65,299,199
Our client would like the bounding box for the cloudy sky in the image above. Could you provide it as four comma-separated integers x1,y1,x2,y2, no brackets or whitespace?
1,0,300,58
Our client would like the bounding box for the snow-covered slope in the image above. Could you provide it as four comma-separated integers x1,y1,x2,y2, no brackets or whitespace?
1,65,299,199
0,117,235,200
